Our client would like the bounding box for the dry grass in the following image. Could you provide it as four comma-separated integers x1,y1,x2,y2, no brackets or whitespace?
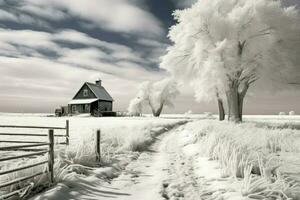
194,120,300,199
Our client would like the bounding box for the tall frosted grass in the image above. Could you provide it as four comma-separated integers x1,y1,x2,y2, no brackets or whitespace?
193,120,300,199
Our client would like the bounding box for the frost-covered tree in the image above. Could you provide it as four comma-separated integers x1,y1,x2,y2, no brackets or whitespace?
161,0,300,122
289,111,295,116
150,79,180,117
127,97,144,116
128,79,179,117
127,82,151,116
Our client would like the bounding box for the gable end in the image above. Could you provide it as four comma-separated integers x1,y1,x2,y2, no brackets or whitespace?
73,83,97,99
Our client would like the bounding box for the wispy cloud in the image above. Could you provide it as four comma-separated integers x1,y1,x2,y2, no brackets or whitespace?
3,0,164,37
0,9,50,27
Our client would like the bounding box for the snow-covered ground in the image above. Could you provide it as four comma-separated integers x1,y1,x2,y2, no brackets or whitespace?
32,119,300,199
0,115,187,150
32,122,227,200
0,114,187,198
0,114,300,199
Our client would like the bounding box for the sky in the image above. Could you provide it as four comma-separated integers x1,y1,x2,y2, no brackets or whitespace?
0,0,299,115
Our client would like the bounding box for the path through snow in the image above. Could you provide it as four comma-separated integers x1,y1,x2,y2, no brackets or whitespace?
96,125,202,200
69,125,202,200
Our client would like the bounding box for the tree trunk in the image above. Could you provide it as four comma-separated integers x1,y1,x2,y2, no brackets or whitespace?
226,84,241,123
238,82,249,122
217,98,225,121
238,95,244,121
153,103,164,117
149,100,164,117
149,100,158,117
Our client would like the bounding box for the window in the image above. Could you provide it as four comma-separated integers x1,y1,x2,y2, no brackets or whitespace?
83,89,88,97
85,104,90,112
72,105,76,113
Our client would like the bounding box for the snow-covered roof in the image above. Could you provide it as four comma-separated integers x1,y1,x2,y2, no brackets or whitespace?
86,82,113,101
68,98,98,105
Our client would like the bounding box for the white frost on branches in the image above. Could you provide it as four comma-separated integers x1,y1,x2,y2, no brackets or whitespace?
127,82,151,116
161,0,300,121
128,79,180,117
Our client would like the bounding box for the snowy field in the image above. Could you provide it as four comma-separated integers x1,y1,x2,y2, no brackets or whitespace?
0,114,187,150
0,114,187,198
31,118,300,200
0,113,300,199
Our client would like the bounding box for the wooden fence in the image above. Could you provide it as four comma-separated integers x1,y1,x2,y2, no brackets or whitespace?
96,129,101,162
0,120,69,145
0,120,69,199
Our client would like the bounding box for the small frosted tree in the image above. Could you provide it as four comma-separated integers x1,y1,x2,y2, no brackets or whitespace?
161,0,300,122
128,82,151,116
127,97,144,116
150,79,180,117
289,111,295,116
128,79,179,117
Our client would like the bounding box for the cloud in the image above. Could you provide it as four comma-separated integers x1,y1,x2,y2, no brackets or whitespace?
0,9,17,21
18,4,67,21
0,28,163,78
4,0,164,37
171,0,300,9
0,9,50,28
137,38,168,48
283,0,300,7
171,0,196,8
0,28,57,49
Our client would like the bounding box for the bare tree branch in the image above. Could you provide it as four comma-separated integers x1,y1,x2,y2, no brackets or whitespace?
248,32,272,40
173,53,191,66
288,82,300,85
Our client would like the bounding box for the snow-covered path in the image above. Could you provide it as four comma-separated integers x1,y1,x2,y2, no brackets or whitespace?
73,124,201,200
98,125,203,200
33,123,202,200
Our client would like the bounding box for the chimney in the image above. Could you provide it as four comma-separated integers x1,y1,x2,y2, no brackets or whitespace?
95,79,102,86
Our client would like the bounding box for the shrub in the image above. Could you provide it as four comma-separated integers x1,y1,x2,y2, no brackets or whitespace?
279,112,286,116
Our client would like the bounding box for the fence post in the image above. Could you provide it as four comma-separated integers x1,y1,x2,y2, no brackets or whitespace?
96,130,101,162
48,129,54,184
66,120,69,145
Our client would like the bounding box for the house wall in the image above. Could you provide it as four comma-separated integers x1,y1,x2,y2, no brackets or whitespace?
69,104,91,114
73,84,96,99
98,101,112,112
68,101,112,115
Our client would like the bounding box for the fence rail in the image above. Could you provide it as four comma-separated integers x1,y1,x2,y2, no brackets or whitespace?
0,150,49,162
0,161,48,176
0,143,50,151
0,120,70,199
0,120,70,145
0,125,66,129
0,133,67,137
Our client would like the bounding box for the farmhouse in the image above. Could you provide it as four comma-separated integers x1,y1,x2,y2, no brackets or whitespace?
68,80,114,116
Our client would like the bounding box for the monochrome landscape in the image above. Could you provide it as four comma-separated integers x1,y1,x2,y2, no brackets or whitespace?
0,0,300,199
